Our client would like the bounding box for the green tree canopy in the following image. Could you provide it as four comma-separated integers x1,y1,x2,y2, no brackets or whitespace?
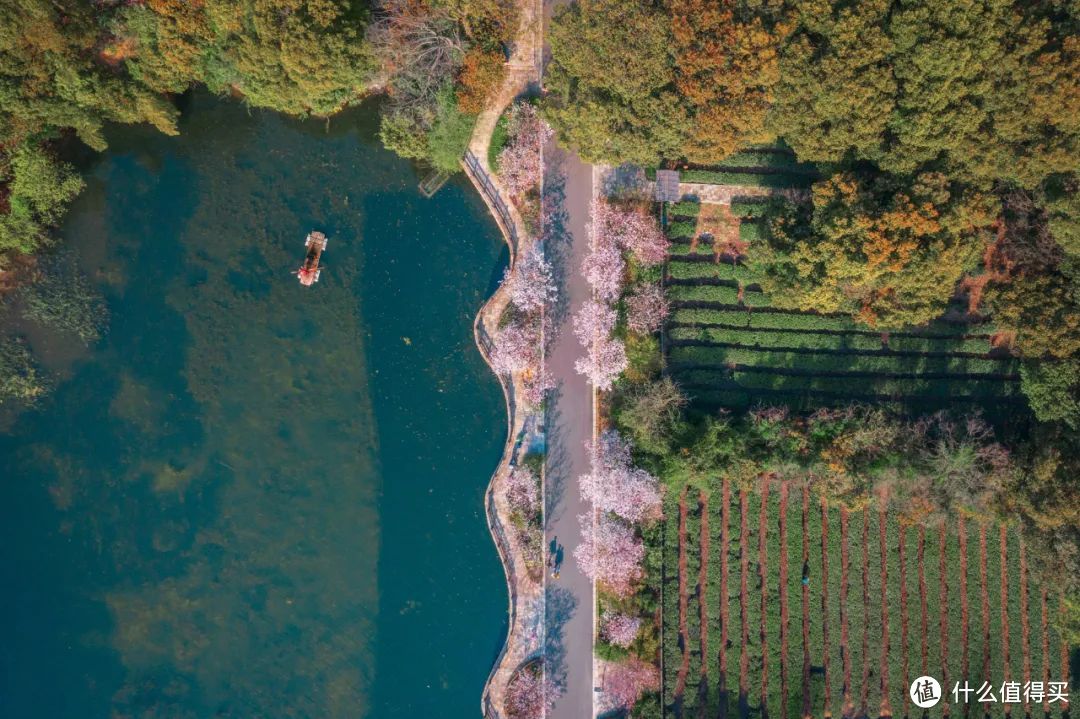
753,171,991,328
544,0,686,165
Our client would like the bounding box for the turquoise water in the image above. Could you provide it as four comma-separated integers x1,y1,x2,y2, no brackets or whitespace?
0,93,508,718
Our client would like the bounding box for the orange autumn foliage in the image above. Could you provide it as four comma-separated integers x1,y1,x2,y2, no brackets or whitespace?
666,0,785,163
455,48,504,114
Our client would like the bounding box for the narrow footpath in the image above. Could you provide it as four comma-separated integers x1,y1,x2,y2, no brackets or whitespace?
543,143,594,719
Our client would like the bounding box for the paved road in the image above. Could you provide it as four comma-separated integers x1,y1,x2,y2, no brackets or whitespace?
544,141,594,718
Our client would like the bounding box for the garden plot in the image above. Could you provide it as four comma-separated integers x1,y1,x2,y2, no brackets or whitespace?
661,481,1073,719
661,198,1022,411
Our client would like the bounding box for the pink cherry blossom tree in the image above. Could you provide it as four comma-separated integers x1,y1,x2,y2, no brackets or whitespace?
521,365,555,407
503,248,556,314
490,320,541,375
573,514,644,597
579,430,662,522
504,662,558,719
505,466,539,517
574,334,627,391
579,464,662,523
625,282,670,334
498,103,554,199
581,242,624,302
599,659,660,713
572,299,617,346
592,199,668,266
589,428,633,471
600,612,642,648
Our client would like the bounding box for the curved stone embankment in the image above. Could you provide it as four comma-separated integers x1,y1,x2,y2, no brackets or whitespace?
462,1,544,716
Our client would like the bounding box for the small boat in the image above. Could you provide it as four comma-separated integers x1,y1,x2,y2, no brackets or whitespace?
296,231,327,286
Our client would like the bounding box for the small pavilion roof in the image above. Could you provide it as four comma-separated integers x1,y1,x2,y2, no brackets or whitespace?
655,169,681,202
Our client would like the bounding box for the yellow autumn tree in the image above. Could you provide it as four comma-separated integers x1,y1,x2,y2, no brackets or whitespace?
753,171,993,328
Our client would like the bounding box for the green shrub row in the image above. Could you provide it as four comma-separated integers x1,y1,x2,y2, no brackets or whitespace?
739,220,764,243
667,260,740,282
670,308,997,342
668,285,771,306
669,326,888,352
715,150,803,170
667,261,763,284
668,201,701,217
661,492,682,705
684,501,703,714
674,368,1017,396
668,284,742,304
884,335,993,354
667,345,1017,376
671,307,858,331
680,169,812,189
668,324,1000,357
729,198,768,219
667,220,697,239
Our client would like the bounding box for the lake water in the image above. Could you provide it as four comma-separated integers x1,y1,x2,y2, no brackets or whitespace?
0,93,508,718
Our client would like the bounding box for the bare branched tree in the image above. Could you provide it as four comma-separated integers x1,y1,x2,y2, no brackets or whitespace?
367,0,465,114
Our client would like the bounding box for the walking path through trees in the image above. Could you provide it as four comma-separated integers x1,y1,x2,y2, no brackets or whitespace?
466,0,599,715
539,1,599,717
542,142,595,719
464,0,549,716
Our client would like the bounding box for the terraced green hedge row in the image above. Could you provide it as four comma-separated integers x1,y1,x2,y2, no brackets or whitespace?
729,198,768,218
671,307,856,330
668,345,1016,376
663,228,1015,408
668,201,701,217
669,326,888,352
680,169,813,189
668,284,771,306
668,327,996,355
667,220,696,239
679,369,1023,398
667,260,762,284
714,150,804,170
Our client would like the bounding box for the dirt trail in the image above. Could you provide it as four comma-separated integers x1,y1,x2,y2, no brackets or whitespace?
939,524,949,716
999,523,1010,716
1041,589,1050,714
676,490,690,700
759,481,770,713
958,516,969,714
801,486,810,719
740,489,750,707
821,500,832,719
898,527,909,708
778,483,791,719
1019,539,1031,716
859,513,870,718
918,526,928,676
840,508,852,719
720,479,730,700
879,509,891,719
699,491,710,707
979,524,990,684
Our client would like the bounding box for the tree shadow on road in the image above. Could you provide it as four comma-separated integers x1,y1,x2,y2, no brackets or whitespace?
541,142,573,329
544,585,579,693
543,382,572,526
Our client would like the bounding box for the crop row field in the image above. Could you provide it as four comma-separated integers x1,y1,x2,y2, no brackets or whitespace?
660,481,1074,719
661,199,1022,411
